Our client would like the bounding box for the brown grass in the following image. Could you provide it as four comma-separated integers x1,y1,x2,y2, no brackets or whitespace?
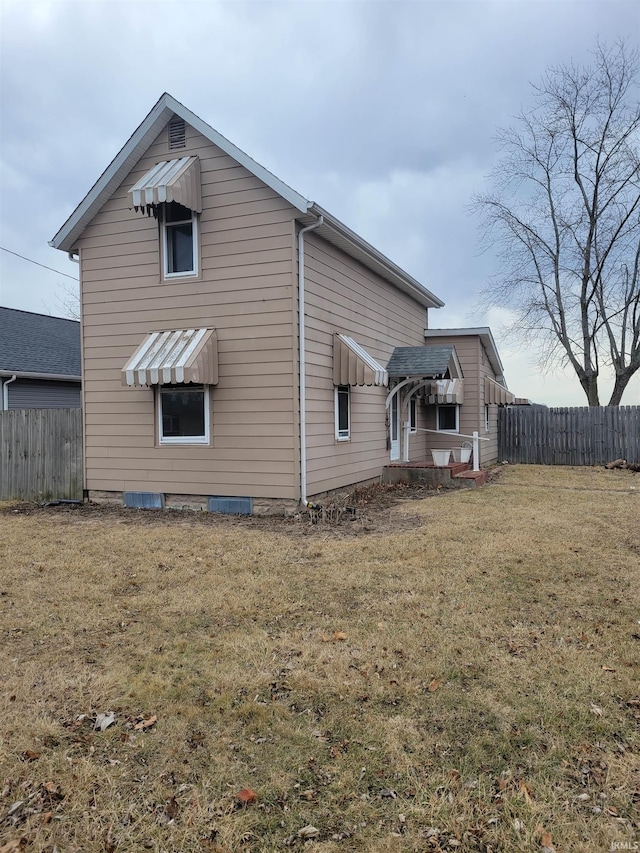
0,465,638,852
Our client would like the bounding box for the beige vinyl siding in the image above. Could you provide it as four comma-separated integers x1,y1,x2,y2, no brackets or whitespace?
76,121,300,499
421,335,501,466
302,232,427,496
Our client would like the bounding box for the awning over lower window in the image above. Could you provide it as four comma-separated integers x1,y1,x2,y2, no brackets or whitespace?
485,376,515,405
333,334,388,386
427,378,464,405
128,156,202,214
121,328,218,387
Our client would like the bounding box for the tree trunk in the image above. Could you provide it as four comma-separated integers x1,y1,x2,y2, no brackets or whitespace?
580,373,600,406
608,369,636,406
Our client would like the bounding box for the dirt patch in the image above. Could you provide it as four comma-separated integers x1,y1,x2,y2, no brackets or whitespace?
0,479,468,538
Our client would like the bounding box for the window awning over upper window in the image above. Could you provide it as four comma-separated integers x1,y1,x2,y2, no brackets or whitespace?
128,156,202,214
485,376,515,405
333,334,388,386
121,328,218,387
427,378,464,405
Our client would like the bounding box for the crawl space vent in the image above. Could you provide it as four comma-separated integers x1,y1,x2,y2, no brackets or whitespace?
124,492,165,509
208,496,253,516
168,117,186,150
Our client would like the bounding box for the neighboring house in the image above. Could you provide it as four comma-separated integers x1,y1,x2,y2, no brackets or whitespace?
49,93,513,513
0,307,81,409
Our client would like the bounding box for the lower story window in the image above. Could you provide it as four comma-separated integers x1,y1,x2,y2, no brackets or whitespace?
436,404,459,433
335,385,350,440
485,404,490,432
158,384,209,444
409,396,417,433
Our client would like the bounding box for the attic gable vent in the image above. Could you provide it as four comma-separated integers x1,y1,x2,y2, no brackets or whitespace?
168,117,186,150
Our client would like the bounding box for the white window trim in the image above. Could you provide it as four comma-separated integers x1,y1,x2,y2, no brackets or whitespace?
157,384,210,445
436,404,460,434
334,385,350,441
485,403,490,432
162,207,199,279
409,396,417,433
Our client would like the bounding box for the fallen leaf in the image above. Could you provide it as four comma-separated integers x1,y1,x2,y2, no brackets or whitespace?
332,631,347,641
606,806,619,816
0,841,24,853
21,749,41,761
237,787,256,804
164,796,179,820
298,825,320,839
590,704,603,717
95,712,116,731
299,789,315,801
518,780,534,805
541,830,553,846
134,714,157,731
601,665,616,672
428,678,442,692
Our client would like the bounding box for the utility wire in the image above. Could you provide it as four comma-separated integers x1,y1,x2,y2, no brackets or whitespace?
0,245,79,281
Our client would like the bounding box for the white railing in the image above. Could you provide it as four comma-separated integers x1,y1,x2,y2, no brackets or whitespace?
402,426,489,471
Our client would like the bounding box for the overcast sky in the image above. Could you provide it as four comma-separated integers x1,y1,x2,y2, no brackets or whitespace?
1,0,638,405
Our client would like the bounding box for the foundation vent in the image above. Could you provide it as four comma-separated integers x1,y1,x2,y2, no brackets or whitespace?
168,117,186,150
124,492,165,509
208,496,253,516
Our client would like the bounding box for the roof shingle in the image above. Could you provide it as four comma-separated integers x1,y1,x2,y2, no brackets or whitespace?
0,307,81,377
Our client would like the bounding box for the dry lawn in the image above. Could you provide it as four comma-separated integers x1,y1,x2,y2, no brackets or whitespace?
0,465,638,852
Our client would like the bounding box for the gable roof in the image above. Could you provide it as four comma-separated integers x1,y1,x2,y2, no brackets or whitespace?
0,307,81,380
50,93,443,310
387,344,462,378
424,327,507,383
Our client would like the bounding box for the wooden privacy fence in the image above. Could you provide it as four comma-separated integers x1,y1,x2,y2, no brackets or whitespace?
0,408,83,501
499,406,640,466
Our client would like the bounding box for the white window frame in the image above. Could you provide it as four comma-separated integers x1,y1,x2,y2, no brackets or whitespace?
485,403,490,432
157,384,210,445
334,385,350,441
162,203,199,279
436,404,460,433
409,396,417,433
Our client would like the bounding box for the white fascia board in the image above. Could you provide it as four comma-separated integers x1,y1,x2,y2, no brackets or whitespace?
425,326,505,378
0,370,81,382
50,93,311,253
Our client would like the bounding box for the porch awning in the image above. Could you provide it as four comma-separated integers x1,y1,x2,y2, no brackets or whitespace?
427,378,464,405
387,344,462,380
121,328,218,387
333,334,388,386
128,156,202,213
485,376,515,405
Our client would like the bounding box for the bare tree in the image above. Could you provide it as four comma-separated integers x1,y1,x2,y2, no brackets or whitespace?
54,280,80,321
475,41,640,406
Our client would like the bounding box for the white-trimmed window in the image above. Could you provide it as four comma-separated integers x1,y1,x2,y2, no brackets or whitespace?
335,385,350,440
158,384,209,444
485,404,490,432
409,396,417,433
163,201,198,277
436,404,459,433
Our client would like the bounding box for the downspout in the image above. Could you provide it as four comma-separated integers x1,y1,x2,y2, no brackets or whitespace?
2,375,17,410
68,252,79,264
298,215,324,507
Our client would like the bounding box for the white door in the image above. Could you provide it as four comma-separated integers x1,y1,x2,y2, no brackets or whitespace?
390,392,400,461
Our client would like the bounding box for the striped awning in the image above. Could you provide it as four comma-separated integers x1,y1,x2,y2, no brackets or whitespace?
427,378,464,405
128,156,202,213
121,328,218,387
333,334,388,386
485,376,515,405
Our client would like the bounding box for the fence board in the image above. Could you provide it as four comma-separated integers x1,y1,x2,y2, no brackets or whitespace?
499,406,640,466
0,408,83,500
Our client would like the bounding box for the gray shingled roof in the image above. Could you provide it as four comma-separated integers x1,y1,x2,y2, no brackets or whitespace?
0,307,81,377
387,345,455,378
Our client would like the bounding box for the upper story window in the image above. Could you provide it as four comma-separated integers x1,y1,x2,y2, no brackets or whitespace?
163,202,198,278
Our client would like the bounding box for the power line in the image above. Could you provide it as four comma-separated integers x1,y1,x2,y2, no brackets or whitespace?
0,246,79,281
